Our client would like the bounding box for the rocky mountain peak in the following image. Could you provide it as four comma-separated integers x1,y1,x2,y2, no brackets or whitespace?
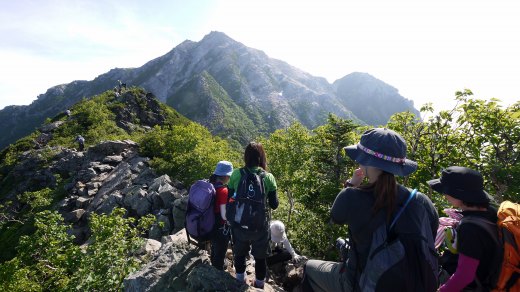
0,32,419,151
333,72,419,125
201,30,235,44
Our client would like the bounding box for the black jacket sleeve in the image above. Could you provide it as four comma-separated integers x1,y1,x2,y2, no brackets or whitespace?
331,188,350,224
268,190,278,210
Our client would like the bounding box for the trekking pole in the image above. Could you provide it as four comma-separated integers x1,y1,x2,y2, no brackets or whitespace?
227,222,233,248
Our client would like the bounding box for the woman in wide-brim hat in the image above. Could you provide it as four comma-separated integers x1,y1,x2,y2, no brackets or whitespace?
428,166,499,292
302,128,439,292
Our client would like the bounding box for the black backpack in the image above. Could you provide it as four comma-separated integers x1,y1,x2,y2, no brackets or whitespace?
356,189,439,292
226,168,267,231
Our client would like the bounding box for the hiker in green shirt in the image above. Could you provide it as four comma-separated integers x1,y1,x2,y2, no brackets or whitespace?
226,142,279,289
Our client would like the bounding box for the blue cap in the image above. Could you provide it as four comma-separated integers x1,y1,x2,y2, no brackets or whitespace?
214,161,233,177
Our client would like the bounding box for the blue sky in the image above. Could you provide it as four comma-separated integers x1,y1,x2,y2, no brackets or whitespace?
1,0,519,112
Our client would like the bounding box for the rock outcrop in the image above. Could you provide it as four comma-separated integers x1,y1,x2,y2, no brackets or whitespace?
4,138,187,244
51,140,188,243
124,229,289,292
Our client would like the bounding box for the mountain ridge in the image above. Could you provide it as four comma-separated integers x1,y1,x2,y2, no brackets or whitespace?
0,31,418,150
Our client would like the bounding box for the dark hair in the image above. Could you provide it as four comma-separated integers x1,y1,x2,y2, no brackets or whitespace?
360,171,398,222
209,174,227,183
244,142,267,170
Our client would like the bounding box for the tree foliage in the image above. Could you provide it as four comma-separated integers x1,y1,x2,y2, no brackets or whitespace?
263,96,519,258
388,90,520,204
0,209,154,292
262,115,360,258
140,122,241,186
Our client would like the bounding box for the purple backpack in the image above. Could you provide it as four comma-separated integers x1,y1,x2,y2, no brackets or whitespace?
185,180,216,243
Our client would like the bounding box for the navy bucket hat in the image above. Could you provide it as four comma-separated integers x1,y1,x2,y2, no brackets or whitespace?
427,166,491,204
344,128,417,176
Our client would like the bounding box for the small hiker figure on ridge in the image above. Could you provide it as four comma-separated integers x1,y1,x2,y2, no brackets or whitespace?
117,80,127,94
75,135,85,151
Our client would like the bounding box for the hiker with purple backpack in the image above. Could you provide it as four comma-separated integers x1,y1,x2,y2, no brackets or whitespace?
184,161,234,271
226,142,279,289
209,161,233,271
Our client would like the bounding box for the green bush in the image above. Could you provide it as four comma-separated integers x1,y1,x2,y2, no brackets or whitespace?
0,209,155,291
140,122,241,186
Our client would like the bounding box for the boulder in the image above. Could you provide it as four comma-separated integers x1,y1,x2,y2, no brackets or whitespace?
134,168,157,186
95,191,123,215
160,235,177,245
35,133,52,146
148,191,162,210
156,214,171,235
172,196,188,233
51,149,85,175
88,161,133,213
103,155,124,164
75,196,92,209
86,181,102,190
137,239,162,257
39,120,65,133
186,264,252,292
130,158,149,174
149,175,172,193
123,229,209,292
157,183,177,207
63,209,85,223
148,224,163,241
92,164,114,173
123,187,152,217
77,168,98,182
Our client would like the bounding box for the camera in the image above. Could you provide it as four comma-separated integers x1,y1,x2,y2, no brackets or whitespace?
335,237,350,261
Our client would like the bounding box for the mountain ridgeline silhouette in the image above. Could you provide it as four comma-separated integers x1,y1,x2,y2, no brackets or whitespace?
0,31,418,149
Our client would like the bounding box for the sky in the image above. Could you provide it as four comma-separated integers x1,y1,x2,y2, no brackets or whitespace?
1,0,519,113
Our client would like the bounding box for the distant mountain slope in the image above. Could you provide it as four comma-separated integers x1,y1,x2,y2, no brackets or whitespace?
166,71,257,144
333,72,420,126
0,31,419,150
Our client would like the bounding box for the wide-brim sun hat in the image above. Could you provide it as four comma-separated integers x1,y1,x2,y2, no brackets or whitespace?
344,128,417,176
427,166,491,204
214,161,233,177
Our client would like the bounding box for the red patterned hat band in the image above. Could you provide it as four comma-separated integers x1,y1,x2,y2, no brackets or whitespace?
358,143,406,164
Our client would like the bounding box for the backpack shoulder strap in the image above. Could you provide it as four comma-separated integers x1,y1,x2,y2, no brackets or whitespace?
389,189,417,230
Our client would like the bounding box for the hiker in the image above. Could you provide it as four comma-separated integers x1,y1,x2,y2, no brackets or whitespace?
428,166,500,292
117,80,126,92
75,135,85,151
302,128,439,292
209,161,234,271
227,142,279,289
267,220,305,267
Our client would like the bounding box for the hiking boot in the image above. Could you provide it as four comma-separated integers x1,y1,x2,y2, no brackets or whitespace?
252,280,264,290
